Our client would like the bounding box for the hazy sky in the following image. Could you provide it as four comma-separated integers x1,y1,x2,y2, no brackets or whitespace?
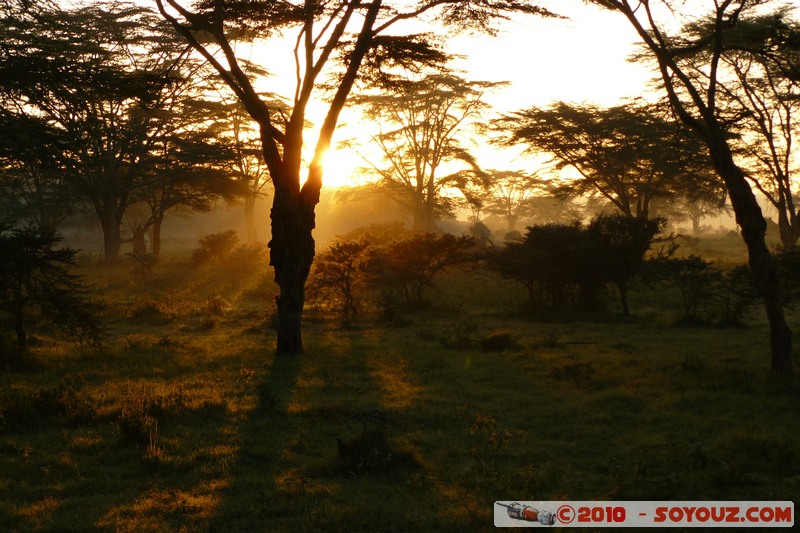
150,1,657,187
319,0,655,186
450,0,653,110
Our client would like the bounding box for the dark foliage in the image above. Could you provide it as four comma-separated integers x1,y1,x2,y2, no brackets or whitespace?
363,232,477,311
587,214,667,315
0,223,102,352
191,230,240,265
488,214,664,314
308,239,372,318
645,256,759,326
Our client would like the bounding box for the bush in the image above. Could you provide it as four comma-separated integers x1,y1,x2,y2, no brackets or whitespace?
647,255,724,323
0,223,103,350
191,230,239,265
308,239,372,317
363,233,476,310
487,215,665,315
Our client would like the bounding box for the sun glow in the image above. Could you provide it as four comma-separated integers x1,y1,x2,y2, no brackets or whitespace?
317,147,358,188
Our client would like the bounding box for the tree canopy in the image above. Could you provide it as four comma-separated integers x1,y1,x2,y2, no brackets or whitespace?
494,100,719,219
0,1,239,262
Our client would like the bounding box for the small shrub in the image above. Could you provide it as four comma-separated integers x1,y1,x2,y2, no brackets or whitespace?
334,428,418,476
363,233,477,310
439,320,478,350
0,382,99,429
191,230,239,265
116,384,188,445
646,255,724,323
551,359,596,390
478,330,522,352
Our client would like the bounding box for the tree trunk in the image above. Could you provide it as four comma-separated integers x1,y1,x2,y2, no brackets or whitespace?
245,194,258,243
776,208,797,251
101,216,122,264
691,214,701,235
617,282,629,316
269,190,316,354
709,138,792,375
131,226,147,256
508,215,518,232
14,309,27,350
151,217,162,259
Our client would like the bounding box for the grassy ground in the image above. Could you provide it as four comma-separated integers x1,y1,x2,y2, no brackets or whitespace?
1,239,799,532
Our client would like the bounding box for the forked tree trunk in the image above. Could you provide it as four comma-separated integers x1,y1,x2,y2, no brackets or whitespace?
708,137,792,375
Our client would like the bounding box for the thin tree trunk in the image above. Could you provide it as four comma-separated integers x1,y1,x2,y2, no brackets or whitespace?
710,139,792,375
777,208,796,251
617,282,629,316
245,194,258,243
14,309,27,350
131,227,147,256
151,217,163,259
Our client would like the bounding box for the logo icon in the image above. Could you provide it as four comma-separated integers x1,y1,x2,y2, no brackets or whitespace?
496,502,556,525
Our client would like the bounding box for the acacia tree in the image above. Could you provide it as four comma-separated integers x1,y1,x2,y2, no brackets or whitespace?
495,100,716,219
706,10,800,248
0,112,78,231
226,102,274,243
355,72,497,229
157,0,556,354
482,169,553,231
0,223,102,351
0,1,211,263
588,0,793,375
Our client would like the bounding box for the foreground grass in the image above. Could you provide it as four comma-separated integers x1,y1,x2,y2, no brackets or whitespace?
1,256,799,531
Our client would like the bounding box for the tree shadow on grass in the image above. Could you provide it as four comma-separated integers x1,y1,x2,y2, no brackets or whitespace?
206,352,300,532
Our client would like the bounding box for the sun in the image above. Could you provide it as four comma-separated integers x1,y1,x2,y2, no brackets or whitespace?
317,146,364,188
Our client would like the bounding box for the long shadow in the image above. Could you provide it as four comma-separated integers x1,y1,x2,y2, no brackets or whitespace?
206,352,300,532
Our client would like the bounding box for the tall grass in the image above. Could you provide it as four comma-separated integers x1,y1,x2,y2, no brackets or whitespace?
1,247,798,531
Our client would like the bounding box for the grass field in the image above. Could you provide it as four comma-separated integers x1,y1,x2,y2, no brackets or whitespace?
1,235,798,532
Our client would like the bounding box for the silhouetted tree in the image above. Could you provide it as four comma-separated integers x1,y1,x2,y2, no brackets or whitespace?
587,214,666,315
140,106,244,259
589,0,793,375
364,233,475,310
489,215,663,314
355,72,497,229
490,222,602,310
494,100,716,219
157,0,558,354
308,239,372,317
483,170,548,231
0,223,101,351
648,255,724,323
0,112,78,231
705,10,800,249
0,1,227,263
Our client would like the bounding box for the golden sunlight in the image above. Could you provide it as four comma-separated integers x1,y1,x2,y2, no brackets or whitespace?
313,145,366,189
